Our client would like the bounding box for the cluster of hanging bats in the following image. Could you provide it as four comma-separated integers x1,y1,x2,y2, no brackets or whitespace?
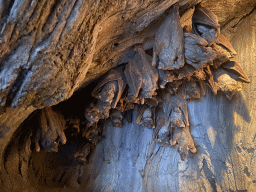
32,4,250,162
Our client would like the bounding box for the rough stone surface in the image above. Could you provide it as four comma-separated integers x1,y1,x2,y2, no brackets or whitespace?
0,0,256,191
82,7,256,192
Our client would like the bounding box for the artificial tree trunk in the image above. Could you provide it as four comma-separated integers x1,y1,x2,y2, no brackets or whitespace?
0,0,256,191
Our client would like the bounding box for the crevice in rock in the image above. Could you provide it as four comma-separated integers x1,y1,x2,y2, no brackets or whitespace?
231,6,256,29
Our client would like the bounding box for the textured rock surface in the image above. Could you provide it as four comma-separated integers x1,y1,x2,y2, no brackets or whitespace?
82,7,256,192
83,90,252,191
0,0,256,191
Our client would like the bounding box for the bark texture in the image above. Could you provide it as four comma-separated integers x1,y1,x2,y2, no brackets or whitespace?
0,0,256,191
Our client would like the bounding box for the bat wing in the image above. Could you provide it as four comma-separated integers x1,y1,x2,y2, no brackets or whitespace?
204,65,219,95
164,97,173,124
221,60,250,83
154,3,184,70
137,48,158,98
136,105,148,124
192,4,220,31
92,69,123,97
217,34,237,55
179,99,190,127
124,54,143,101
92,69,125,108
165,96,189,127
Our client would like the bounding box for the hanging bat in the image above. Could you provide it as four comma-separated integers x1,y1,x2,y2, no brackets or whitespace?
163,96,196,160
210,60,250,100
34,107,67,152
124,47,158,102
170,126,197,161
185,80,205,99
158,69,177,89
184,33,218,71
83,123,103,145
85,68,126,126
192,4,220,46
221,60,250,83
74,142,91,165
213,68,238,101
152,2,185,70
144,97,159,108
65,117,80,139
158,81,184,102
136,105,155,128
109,109,123,127
163,95,189,129
92,68,125,108
85,100,111,126
155,108,170,144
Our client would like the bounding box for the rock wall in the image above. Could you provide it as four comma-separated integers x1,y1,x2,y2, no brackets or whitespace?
81,8,256,192
0,0,256,191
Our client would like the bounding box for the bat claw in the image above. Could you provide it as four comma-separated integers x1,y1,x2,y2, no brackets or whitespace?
190,147,197,154
170,139,177,146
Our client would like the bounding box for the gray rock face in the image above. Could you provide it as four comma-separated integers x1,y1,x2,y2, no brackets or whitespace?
0,0,256,191
82,89,251,192
80,8,256,191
